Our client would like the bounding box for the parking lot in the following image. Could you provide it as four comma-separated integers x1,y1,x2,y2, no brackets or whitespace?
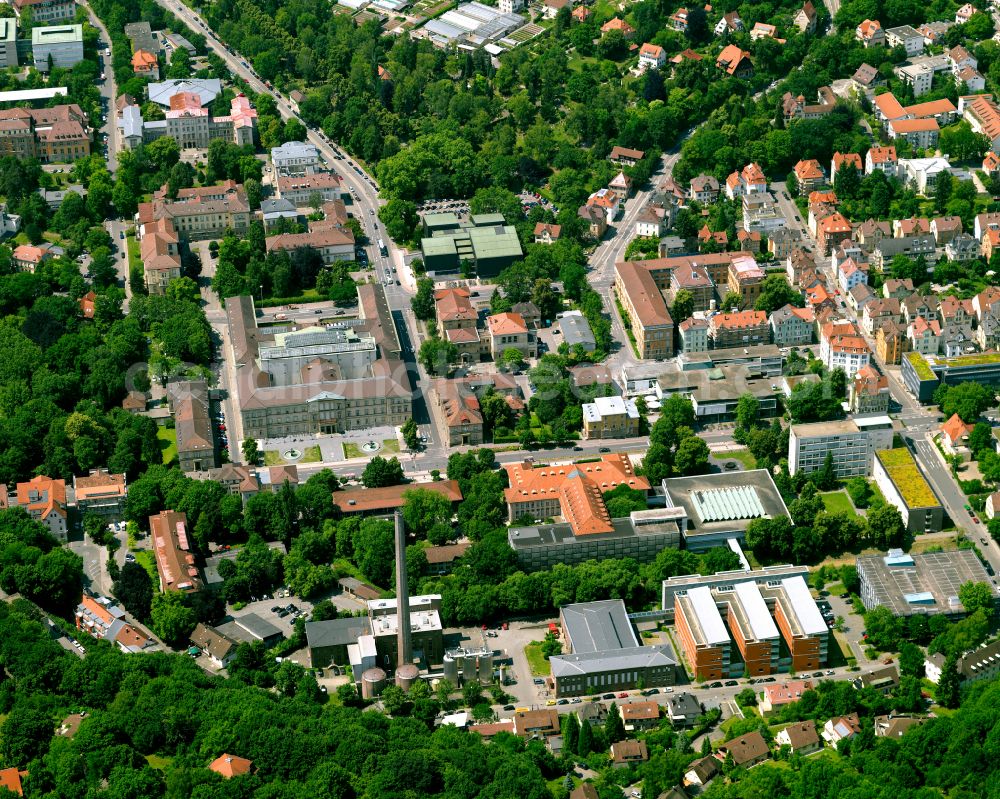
226,591,316,638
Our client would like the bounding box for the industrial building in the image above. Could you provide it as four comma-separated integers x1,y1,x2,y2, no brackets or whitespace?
504,455,683,570
660,469,791,551
671,571,828,680
857,549,999,617
788,416,894,477
872,448,944,533
549,600,677,697
304,594,445,671
32,24,83,71
420,212,523,277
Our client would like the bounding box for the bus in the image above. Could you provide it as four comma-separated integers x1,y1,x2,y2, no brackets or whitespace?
378,239,387,256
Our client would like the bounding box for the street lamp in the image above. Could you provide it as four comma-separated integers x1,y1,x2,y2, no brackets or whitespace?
259,284,263,302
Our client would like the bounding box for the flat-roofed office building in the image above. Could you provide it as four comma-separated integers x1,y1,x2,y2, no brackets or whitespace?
789,416,894,477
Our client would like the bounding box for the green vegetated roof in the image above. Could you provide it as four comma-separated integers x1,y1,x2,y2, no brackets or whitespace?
877,448,937,508
931,352,1000,368
906,351,935,381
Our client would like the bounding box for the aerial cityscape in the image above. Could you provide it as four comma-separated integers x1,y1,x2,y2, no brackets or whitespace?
3,0,1000,795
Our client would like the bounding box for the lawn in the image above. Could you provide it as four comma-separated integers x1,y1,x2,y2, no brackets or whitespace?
820,491,860,517
345,439,399,459
826,581,847,597
264,445,322,466
145,754,172,770
727,448,758,470
157,425,177,465
134,550,158,583
524,641,551,677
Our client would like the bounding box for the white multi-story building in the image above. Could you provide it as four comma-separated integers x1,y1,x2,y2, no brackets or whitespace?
788,417,894,477
271,140,321,175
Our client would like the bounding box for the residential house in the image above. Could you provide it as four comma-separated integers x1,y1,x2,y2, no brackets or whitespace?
571,5,590,21
962,95,1000,154
166,380,216,473
75,594,152,653
848,283,876,313
782,87,836,122
856,218,890,251
945,233,978,266
770,304,815,346
12,243,52,272
73,469,127,519
679,317,710,352
131,49,159,79
149,509,202,594
768,228,802,259
742,192,785,234
874,715,926,738
635,206,668,238
6,475,68,541
937,295,973,327
0,767,27,796
541,0,570,19
698,225,728,249
265,226,355,266
512,301,541,329
794,159,826,191
709,310,769,348
903,294,939,324
886,25,924,55
669,8,690,31
714,11,744,35
872,235,936,270
665,692,702,728
776,721,822,754
838,259,868,294
984,152,1000,177
948,45,977,75
586,188,620,224
852,665,899,694
716,44,753,78
817,213,853,256
689,174,720,204
957,66,986,91
486,312,536,359
866,145,898,177
738,229,762,252
611,741,649,767
725,162,767,199
908,316,942,356
190,623,237,668
939,322,977,357
856,19,885,47
716,731,770,768
621,701,662,731
614,260,674,359
759,680,814,715
794,0,816,33
601,18,635,37
639,43,667,70
988,492,1000,520
513,708,561,738
786,247,816,285
823,714,862,744
750,22,784,41
955,2,976,23
609,171,633,201
931,215,962,244
609,146,645,166
939,413,975,461
852,63,884,93
876,320,908,364
534,223,561,244
684,756,720,789
424,543,471,575
883,278,914,300
831,152,862,182
820,320,870,378
579,204,608,239
862,298,900,334
78,290,96,319
851,365,891,415
887,118,939,149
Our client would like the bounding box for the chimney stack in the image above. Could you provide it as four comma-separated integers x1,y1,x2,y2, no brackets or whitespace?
394,510,412,667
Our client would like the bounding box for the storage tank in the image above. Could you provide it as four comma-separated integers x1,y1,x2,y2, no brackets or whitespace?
461,653,477,684
443,652,460,685
395,662,420,691
477,652,493,685
361,667,387,700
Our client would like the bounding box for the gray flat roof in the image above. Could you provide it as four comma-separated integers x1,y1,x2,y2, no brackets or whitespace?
305,617,372,648
663,469,790,539
858,549,998,616
550,644,676,677
233,612,284,641
562,599,640,654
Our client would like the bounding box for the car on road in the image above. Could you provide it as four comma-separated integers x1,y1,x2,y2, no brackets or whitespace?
119,231,125,239
573,446,583,451
557,699,568,705
617,692,628,698
503,704,515,711
973,517,980,524
826,670,835,675
812,671,824,678
724,461,737,470
533,678,544,685
709,681,723,688
599,447,611,453
724,680,738,686
602,693,615,700
571,697,582,703
546,699,556,706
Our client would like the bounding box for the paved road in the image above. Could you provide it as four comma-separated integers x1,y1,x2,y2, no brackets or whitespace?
79,0,119,173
